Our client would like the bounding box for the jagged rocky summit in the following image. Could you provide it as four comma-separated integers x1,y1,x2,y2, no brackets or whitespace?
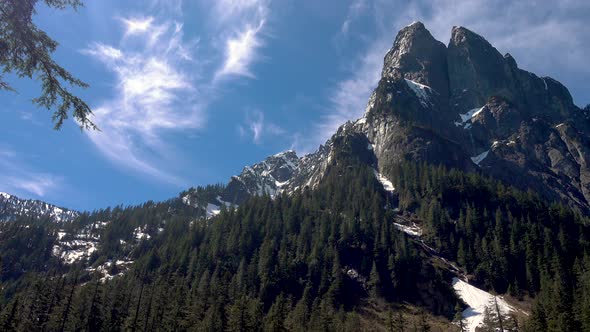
183,21,590,215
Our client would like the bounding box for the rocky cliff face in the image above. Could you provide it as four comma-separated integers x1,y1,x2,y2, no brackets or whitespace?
221,150,300,204
183,22,590,214
367,23,589,212
382,22,450,100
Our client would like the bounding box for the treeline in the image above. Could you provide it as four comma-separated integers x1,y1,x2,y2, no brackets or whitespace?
2,157,590,330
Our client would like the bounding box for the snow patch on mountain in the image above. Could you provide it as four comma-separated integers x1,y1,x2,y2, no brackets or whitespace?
52,221,110,264
364,91,377,116
452,278,515,332
206,203,221,218
134,225,151,240
373,170,395,193
393,222,422,236
87,259,134,282
542,77,548,90
460,107,485,123
56,240,98,264
471,150,489,166
457,106,485,129
0,192,79,222
405,79,432,107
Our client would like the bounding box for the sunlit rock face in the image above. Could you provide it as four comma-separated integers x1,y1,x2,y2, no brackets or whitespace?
182,22,590,213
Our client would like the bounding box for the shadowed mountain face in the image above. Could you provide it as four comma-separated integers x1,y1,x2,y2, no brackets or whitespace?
184,22,590,214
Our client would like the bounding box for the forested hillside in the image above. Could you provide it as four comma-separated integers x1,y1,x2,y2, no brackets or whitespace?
2,151,590,331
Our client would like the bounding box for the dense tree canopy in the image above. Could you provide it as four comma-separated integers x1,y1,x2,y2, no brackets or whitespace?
1,157,590,330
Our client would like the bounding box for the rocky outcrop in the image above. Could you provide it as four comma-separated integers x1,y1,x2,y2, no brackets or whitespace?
447,26,521,113
221,150,300,204
361,23,588,212
382,22,450,100
182,22,590,214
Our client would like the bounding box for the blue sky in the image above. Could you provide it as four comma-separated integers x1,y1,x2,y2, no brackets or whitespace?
1,0,589,211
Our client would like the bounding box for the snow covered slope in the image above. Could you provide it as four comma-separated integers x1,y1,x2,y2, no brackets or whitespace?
0,191,79,222
452,277,515,332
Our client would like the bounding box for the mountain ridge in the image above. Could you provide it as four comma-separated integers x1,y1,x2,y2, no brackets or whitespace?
0,191,79,222
4,22,588,219
181,21,589,215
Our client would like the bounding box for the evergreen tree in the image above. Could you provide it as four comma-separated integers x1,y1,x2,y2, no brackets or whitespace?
453,303,467,332
0,0,95,129
369,261,381,298
394,310,406,332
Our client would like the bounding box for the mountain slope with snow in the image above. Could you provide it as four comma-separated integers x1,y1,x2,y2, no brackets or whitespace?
0,192,78,222
452,278,516,332
193,21,590,215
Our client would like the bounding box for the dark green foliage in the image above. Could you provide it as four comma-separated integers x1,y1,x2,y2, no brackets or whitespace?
2,159,590,330
453,303,466,332
382,161,590,330
0,0,94,129
0,157,459,330
0,218,58,283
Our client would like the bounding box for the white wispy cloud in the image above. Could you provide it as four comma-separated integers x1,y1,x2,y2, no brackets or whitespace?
249,114,263,143
83,43,123,62
10,176,58,197
216,21,265,79
19,111,42,125
120,17,154,36
82,0,276,182
149,0,184,16
340,0,367,36
0,146,61,197
299,27,390,153
238,110,285,144
83,16,203,184
211,0,270,80
212,0,268,26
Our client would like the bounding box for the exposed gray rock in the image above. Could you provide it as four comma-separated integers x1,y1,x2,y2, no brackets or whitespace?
182,22,590,214
221,150,300,204
382,22,450,99
448,26,521,114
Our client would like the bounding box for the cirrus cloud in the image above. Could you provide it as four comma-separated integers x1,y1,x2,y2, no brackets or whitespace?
83,16,204,184
0,146,62,197
211,0,270,80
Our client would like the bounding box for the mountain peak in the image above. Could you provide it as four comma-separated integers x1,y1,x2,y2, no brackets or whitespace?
382,21,449,97
369,23,589,211
450,25,487,44
405,20,426,29
272,149,298,159
180,21,588,216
